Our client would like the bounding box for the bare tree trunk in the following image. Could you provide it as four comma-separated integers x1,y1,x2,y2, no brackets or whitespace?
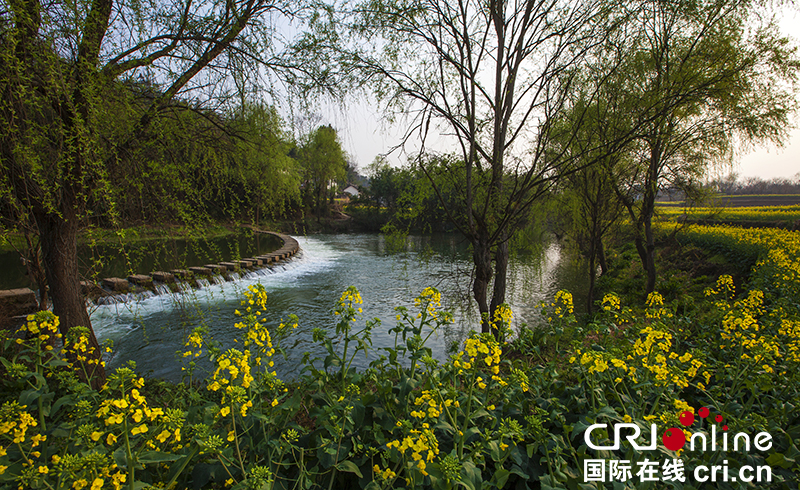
35,206,106,386
489,235,509,333
23,234,49,310
643,217,656,294
472,234,493,333
587,236,597,314
597,238,608,275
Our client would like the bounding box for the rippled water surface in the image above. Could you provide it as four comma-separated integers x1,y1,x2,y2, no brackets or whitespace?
91,233,587,381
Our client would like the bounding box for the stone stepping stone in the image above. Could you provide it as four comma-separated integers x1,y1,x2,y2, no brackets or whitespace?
171,269,193,279
103,277,129,291
204,264,227,274
128,274,153,286
151,271,175,283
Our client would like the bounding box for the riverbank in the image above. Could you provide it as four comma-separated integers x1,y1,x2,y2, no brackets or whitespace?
2,222,797,489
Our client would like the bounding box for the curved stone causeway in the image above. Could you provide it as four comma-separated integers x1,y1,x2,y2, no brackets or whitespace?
0,231,300,325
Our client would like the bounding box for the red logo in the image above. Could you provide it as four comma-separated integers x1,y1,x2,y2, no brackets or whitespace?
662,406,726,451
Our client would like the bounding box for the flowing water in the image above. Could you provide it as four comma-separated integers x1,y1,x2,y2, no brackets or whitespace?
90,233,588,381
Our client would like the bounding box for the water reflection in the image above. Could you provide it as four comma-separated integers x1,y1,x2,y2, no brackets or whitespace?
92,233,587,381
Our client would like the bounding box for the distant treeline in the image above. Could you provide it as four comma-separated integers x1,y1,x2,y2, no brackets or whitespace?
707,174,800,195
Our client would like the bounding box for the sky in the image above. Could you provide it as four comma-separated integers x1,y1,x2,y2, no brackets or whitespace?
733,6,800,181
325,6,800,182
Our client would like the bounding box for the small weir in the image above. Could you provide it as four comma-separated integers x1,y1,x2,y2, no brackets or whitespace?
0,231,299,327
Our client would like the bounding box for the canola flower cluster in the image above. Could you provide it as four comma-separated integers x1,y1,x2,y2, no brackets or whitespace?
95,369,185,450
15,311,61,351
378,303,526,486
632,325,706,388
602,293,621,319
644,291,671,319
706,275,787,372
386,425,440,476
208,349,257,418
453,333,502,377
414,287,442,319
489,302,514,341
410,390,452,419
182,328,204,359
0,313,128,489
570,294,709,389
200,284,288,417
235,284,282,364
683,225,800,369
678,224,800,298
550,290,574,320
0,401,38,448
336,286,364,318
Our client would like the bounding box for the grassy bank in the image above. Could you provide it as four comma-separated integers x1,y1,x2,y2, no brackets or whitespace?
0,223,239,254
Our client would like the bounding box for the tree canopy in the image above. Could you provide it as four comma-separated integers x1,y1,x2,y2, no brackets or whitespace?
0,0,334,381
349,0,611,331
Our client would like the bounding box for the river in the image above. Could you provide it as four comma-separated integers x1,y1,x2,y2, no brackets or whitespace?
90,233,588,381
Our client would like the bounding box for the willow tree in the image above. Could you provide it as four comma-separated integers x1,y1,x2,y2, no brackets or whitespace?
350,0,613,331
552,98,630,312
607,0,799,294
0,0,328,379
299,125,347,216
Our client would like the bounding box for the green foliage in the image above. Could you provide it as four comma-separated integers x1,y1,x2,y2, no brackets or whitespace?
298,125,348,216
3,225,800,489
225,103,301,223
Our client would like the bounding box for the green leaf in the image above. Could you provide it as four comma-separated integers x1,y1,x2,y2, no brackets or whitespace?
487,440,501,462
50,394,75,418
493,468,510,488
460,461,482,490
139,451,181,464
464,427,482,440
19,388,41,407
336,460,363,478
113,446,128,470
539,474,559,490
766,452,791,468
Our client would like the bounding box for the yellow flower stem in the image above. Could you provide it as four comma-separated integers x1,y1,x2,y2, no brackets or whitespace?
617,380,636,415
327,402,351,490
458,365,479,460
604,372,627,415
216,454,237,484
433,372,457,431
15,441,30,468
230,403,247,477
32,347,48,436
647,385,669,419
164,445,200,490
122,415,135,490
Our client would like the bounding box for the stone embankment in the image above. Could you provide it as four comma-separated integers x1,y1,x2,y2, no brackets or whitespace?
0,231,299,329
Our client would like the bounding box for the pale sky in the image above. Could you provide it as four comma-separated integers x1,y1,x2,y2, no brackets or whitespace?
737,7,800,180
328,5,800,181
